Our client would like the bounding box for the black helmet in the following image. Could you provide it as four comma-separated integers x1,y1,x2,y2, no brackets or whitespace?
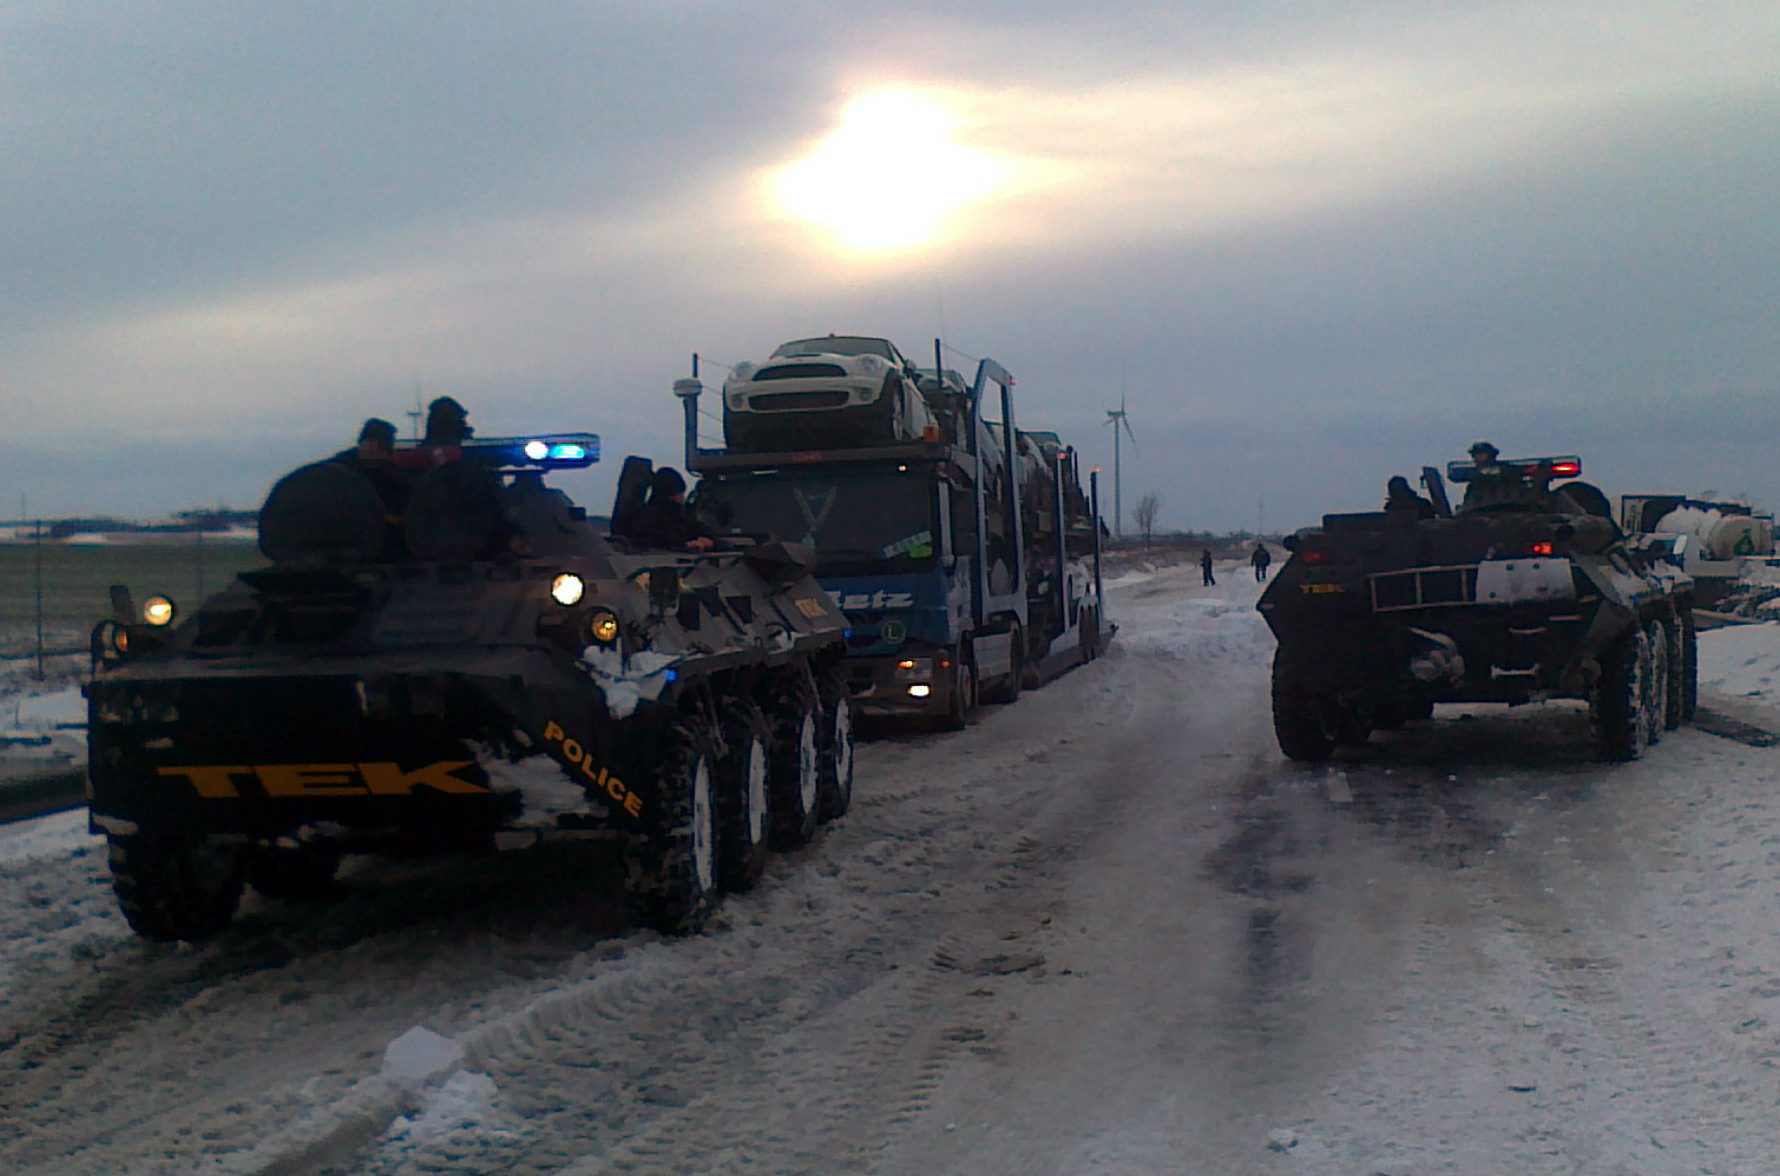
1468,441,1500,459
357,417,397,449
650,467,688,498
424,396,472,443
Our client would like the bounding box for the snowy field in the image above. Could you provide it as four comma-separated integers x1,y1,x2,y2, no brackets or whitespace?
5,564,1780,1173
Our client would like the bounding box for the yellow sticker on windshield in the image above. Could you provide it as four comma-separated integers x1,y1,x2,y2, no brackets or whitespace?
794,597,828,619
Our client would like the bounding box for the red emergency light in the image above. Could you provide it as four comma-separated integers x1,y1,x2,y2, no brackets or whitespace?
1546,458,1581,478
1530,541,1554,556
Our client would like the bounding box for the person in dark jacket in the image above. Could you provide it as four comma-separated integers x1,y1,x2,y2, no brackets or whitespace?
332,418,410,551
1384,475,1437,519
1251,544,1272,581
1200,547,1216,586
632,468,716,551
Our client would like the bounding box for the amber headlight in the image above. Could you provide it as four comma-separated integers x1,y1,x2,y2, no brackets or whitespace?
588,609,620,645
143,595,176,627
550,573,585,606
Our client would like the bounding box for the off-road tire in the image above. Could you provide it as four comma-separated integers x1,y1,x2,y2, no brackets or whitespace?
624,720,719,934
1661,612,1684,730
768,688,821,849
247,841,342,901
1593,628,1649,762
1271,650,1335,762
717,702,772,892
1679,607,1699,721
817,670,855,821
1335,704,1374,748
1644,619,1670,745
108,835,245,942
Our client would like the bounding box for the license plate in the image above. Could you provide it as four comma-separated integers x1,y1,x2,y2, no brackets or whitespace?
1300,583,1345,595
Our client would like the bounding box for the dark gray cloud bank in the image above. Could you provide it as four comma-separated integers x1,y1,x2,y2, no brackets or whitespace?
3,2,1775,531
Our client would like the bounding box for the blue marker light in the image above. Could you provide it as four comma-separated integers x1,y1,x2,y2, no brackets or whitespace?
663,669,679,682
548,443,586,461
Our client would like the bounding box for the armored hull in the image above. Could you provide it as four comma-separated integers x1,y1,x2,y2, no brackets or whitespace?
1259,461,1696,763
86,441,851,941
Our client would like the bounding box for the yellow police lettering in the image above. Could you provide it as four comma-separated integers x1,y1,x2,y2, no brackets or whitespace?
157,765,252,798
605,774,626,804
624,793,643,818
543,721,566,743
257,764,361,797
359,761,484,795
561,738,584,764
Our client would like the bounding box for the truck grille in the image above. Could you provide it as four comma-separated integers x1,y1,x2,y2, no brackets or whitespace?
1370,565,1480,611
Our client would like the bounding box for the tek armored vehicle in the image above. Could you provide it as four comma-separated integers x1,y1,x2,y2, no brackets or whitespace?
1259,453,1695,762
85,434,851,941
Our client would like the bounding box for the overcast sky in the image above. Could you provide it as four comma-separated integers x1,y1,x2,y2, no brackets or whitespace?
4,1,1777,532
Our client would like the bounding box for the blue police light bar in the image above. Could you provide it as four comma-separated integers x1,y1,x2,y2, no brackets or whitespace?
434,433,601,469
1446,454,1580,484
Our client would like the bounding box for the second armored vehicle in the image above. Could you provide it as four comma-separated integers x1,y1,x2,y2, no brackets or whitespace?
1260,452,1696,762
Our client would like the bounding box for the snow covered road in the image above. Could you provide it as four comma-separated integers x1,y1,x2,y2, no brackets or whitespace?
6,566,1780,1173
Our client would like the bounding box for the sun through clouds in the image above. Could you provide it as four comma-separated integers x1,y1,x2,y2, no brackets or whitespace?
767,88,1014,257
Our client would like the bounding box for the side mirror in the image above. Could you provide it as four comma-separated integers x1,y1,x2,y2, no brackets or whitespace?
1281,534,1299,553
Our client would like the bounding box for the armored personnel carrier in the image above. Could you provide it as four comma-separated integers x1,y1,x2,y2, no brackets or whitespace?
85,434,852,941
1259,452,1696,763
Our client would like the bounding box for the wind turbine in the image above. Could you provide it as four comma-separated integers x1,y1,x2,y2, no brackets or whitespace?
1105,389,1136,537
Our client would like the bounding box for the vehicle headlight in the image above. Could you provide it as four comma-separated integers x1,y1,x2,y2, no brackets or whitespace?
551,573,585,606
143,595,176,627
588,609,620,645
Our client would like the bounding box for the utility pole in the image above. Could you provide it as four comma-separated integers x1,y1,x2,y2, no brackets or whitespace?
33,514,45,681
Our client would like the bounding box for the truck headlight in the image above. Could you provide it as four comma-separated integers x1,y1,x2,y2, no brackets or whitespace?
551,573,585,606
143,595,176,626
588,609,620,645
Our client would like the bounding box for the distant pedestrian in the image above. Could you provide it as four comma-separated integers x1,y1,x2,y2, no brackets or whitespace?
1251,544,1271,581
1200,547,1216,587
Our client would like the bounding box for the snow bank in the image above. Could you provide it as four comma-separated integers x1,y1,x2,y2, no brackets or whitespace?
1699,624,1780,703
9,685,85,730
0,808,99,866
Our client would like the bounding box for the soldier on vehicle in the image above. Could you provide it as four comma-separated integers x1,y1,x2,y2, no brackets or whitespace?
1251,544,1272,581
1460,441,1523,511
393,396,476,472
1384,475,1437,519
332,418,410,554
1200,547,1216,587
633,467,717,552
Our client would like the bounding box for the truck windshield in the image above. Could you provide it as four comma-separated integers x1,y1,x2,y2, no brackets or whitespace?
696,471,938,574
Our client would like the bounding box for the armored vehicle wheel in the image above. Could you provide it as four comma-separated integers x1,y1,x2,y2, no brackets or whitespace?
1644,620,1670,745
769,690,821,849
1661,614,1684,730
939,658,974,732
1270,651,1335,762
1679,608,1699,722
247,841,343,901
1593,628,1650,762
1336,705,1374,747
625,721,719,934
818,675,855,821
717,703,773,892
108,835,245,942
1081,608,1100,663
